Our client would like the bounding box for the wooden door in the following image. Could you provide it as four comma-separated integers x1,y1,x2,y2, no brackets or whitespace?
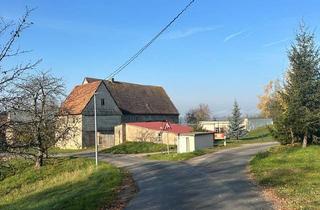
186,137,190,152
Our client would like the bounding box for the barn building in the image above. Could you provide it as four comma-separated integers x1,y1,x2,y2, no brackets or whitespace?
59,78,179,149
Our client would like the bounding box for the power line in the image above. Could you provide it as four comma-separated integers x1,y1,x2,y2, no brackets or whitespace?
106,0,196,80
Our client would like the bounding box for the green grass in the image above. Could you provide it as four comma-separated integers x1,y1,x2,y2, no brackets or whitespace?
250,145,320,210
240,126,273,141
0,157,123,210
48,147,94,154
101,142,175,154
219,126,275,145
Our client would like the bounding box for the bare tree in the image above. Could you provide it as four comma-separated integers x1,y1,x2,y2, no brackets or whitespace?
3,72,77,168
185,104,211,123
0,8,40,95
0,8,40,142
185,104,212,131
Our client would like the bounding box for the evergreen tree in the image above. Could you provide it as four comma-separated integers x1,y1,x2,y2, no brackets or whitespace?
282,24,320,148
228,101,246,140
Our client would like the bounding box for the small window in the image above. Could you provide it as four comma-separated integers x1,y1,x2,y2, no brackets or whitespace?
101,98,105,106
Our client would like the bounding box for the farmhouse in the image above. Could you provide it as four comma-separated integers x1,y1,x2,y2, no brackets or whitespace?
59,78,179,149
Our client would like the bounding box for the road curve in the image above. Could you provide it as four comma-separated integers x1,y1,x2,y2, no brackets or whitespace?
98,142,277,210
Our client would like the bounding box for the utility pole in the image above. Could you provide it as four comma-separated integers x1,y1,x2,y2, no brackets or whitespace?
94,93,98,167
167,133,170,154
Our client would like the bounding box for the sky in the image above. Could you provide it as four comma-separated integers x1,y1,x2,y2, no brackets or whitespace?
1,0,320,117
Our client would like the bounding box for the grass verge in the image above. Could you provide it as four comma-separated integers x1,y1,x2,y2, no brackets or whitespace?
48,147,94,155
0,157,123,210
250,145,320,210
240,126,274,141
101,142,175,154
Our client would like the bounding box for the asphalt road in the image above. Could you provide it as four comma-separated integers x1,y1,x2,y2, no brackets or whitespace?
96,142,277,210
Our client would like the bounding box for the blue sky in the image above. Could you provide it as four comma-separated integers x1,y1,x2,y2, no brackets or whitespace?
1,0,320,117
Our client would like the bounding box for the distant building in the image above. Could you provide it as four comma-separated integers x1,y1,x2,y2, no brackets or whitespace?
200,120,230,133
0,112,7,142
200,118,273,134
0,111,34,144
59,78,180,148
243,118,273,131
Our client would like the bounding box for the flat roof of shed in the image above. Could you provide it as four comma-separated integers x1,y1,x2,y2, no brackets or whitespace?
179,132,214,136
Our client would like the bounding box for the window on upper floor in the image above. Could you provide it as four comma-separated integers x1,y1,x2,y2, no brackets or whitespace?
101,98,105,106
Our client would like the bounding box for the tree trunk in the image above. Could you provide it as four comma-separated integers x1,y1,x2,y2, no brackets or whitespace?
302,131,308,148
290,128,295,145
35,152,44,169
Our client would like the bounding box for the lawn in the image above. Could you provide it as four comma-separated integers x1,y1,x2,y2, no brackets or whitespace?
0,157,123,210
215,126,275,146
250,145,320,210
101,142,175,154
240,126,274,141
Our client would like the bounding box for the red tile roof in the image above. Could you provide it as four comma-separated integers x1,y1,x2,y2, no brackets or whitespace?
127,122,192,134
61,81,101,114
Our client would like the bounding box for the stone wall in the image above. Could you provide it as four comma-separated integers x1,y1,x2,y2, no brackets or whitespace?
56,115,83,149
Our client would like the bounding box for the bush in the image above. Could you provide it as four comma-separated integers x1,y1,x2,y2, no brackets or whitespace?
268,124,292,145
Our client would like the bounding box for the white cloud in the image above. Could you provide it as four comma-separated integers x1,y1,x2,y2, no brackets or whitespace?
262,38,290,47
163,26,222,40
223,30,246,42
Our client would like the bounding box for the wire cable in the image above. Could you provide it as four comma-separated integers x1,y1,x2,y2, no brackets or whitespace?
106,0,196,80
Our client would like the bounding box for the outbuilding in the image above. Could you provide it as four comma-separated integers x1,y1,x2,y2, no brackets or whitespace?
177,132,214,153
114,121,192,145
